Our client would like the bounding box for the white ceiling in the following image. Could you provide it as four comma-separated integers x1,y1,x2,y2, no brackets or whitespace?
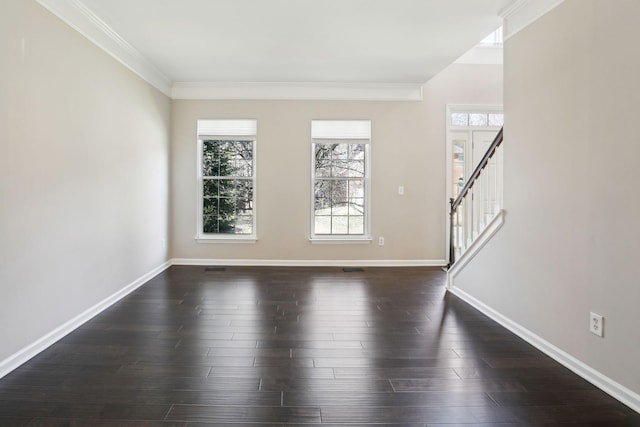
37,0,522,99
77,0,512,83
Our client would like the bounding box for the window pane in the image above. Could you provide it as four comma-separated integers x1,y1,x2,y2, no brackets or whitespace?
331,160,349,178
235,213,253,234
348,180,365,199
218,143,237,177
314,179,332,235
347,160,365,178
203,179,219,197
215,196,237,233
452,140,465,199
202,141,220,176
203,197,219,217
314,215,332,234
203,140,254,177
235,182,252,208
316,143,366,178
316,163,332,178
203,215,218,233
330,181,348,206
349,144,365,157
235,141,253,160
314,180,331,205
331,216,349,234
217,179,234,197
315,199,331,214
348,216,364,234
349,198,365,215
469,113,488,126
332,144,348,159
231,159,252,177
488,113,504,127
315,145,334,177
331,202,349,216
451,113,469,126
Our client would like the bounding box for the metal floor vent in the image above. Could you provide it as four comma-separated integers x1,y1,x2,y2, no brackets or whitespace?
342,267,364,273
204,266,226,272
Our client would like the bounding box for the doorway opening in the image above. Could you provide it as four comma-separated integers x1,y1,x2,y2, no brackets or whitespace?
445,105,503,257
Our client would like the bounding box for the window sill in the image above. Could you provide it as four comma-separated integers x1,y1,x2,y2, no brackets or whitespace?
309,237,372,245
196,236,257,244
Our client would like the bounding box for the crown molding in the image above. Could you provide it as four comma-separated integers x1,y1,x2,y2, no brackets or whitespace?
36,0,172,96
36,0,421,101
35,0,424,101
500,0,565,40
171,82,424,101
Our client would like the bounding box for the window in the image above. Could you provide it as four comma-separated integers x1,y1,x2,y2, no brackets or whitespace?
479,27,503,45
450,111,504,127
311,120,371,242
196,119,256,242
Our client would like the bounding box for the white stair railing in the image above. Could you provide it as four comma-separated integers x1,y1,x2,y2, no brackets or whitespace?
448,128,503,268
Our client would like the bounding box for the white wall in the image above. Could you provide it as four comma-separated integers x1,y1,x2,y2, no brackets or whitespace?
452,0,640,405
170,63,503,263
0,1,171,367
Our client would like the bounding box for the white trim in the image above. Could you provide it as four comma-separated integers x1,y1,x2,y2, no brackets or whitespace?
447,209,505,288
311,121,372,241
172,82,424,101
36,0,172,96
171,258,447,268
196,131,257,241
448,104,504,115
444,104,503,264
197,119,257,137
500,0,566,41
448,286,640,414
312,120,371,140
0,260,172,380
196,237,257,244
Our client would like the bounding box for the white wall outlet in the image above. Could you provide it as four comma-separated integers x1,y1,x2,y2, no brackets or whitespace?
590,312,604,337
398,185,405,195
378,237,385,246
161,238,167,249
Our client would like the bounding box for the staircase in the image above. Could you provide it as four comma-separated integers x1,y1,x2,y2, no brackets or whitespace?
447,127,504,270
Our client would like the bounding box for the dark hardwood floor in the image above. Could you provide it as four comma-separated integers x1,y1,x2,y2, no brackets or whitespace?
1,266,638,426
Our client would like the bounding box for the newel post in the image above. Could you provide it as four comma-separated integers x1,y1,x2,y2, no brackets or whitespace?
448,197,455,269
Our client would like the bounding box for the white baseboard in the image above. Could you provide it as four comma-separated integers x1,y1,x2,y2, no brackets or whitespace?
0,260,172,380
449,286,640,414
171,258,447,267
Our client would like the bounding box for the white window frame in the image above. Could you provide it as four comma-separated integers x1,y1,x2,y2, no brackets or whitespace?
310,120,372,244
196,119,257,243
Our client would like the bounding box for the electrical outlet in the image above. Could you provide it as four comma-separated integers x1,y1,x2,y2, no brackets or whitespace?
590,312,604,337
378,237,385,246
398,185,405,195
